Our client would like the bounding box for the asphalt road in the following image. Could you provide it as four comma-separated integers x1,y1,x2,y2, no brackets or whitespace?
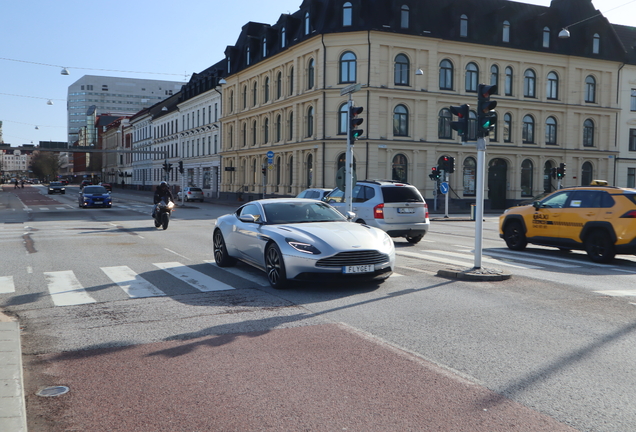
2,184,636,431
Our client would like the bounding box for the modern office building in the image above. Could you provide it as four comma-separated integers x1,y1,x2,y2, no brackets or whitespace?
67,75,184,144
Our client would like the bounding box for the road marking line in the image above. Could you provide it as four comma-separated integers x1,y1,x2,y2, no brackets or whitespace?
595,290,636,297
43,270,97,306
164,248,190,260
204,259,269,286
101,266,167,298
154,262,234,292
478,250,578,268
0,276,15,294
397,250,539,269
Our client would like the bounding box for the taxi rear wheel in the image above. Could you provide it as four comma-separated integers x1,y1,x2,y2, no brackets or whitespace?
584,230,615,263
503,221,527,250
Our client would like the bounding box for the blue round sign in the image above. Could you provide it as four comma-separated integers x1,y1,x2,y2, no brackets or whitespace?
440,182,449,194
266,151,274,158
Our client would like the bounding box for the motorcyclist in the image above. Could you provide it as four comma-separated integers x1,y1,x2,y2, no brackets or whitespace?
152,181,174,218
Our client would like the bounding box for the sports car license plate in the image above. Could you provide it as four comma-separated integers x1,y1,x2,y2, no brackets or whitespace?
398,207,415,213
343,265,374,274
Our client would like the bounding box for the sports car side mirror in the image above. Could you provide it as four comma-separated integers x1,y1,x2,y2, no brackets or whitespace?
239,214,260,223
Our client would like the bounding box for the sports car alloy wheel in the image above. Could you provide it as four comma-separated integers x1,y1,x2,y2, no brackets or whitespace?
213,230,236,267
265,243,288,289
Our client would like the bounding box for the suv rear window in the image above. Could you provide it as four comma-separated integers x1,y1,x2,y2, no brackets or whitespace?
189,188,202,192
381,186,423,203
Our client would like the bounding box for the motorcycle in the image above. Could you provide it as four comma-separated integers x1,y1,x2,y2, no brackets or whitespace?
153,197,175,230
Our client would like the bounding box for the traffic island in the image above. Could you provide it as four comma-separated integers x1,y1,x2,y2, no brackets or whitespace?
437,266,512,281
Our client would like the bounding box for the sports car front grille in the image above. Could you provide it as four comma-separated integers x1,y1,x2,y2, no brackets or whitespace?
316,250,390,267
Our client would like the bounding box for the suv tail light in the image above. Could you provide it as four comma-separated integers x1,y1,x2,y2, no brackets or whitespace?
620,210,636,218
424,203,429,220
187,191,192,194
374,203,384,219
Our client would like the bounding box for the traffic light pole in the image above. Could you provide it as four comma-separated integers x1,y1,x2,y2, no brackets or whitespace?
345,95,354,214
474,137,487,269
444,172,449,219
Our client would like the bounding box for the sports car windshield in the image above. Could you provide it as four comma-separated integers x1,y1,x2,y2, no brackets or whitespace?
263,201,347,224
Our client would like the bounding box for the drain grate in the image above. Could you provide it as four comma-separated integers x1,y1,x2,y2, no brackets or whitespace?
37,386,70,397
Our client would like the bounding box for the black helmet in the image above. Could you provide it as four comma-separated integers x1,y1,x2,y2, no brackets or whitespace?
160,181,168,187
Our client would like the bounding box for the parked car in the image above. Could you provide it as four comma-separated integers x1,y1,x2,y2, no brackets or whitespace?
177,187,204,202
213,198,395,289
99,182,112,192
296,188,333,200
324,180,429,244
499,181,636,263
48,182,66,194
80,180,92,189
79,185,112,208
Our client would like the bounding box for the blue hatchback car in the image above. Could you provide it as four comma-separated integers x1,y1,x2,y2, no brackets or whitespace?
79,185,112,208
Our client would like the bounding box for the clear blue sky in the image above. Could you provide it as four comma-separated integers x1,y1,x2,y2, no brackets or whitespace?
1,0,634,146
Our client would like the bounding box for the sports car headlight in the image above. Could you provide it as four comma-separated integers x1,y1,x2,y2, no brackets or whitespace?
382,232,393,250
286,238,321,255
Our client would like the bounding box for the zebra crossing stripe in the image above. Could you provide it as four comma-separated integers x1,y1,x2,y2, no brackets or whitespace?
0,276,15,294
101,266,166,298
44,270,97,306
153,262,234,292
204,260,269,287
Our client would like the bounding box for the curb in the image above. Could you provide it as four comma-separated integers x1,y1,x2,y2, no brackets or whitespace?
436,267,512,281
0,312,27,432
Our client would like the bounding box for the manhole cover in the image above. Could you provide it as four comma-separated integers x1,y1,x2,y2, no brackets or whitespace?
37,386,70,397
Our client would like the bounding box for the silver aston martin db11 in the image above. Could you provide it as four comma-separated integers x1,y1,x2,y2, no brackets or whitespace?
213,198,395,289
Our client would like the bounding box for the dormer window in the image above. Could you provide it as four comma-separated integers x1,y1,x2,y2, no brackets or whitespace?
593,33,600,54
503,20,510,43
343,2,352,27
262,38,267,57
227,57,231,74
460,14,468,37
305,12,310,35
401,5,410,29
246,47,251,65
543,27,550,48
281,27,286,48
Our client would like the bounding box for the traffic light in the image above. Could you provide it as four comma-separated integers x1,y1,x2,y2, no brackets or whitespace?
450,104,470,142
448,156,455,173
441,156,450,172
178,160,184,174
557,162,566,179
349,105,364,142
477,84,497,137
262,167,267,176
162,161,170,172
551,167,557,179
429,167,441,181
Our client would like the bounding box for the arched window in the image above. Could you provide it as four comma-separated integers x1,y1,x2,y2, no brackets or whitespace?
505,66,513,96
252,120,257,145
252,81,258,106
543,27,550,48
544,161,554,193
463,157,476,196
401,5,410,29
523,115,535,143
547,72,558,99
306,154,313,187
337,152,357,171
275,115,281,142
289,67,294,96
394,54,409,86
460,14,468,37
340,51,357,83
585,75,596,103
438,108,452,139
252,159,257,185
242,85,247,109
503,20,510,43
343,2,352,26
393,105,408,136
504,113,512,142
465,62,478,92
392,154,408,183
524,69,536,97
242,122,247,147
439,59,453,90
228,125,234,149
307,59,315,89
276,72,282,99
338,103,348,135
229,90,234,113
490,65,499,90
546,116,557,145
306,106,314,137
521,159,533,197
593,33,600,54
582,161,594,185
264,77,270,102
305,12,310,35
583,119,595,147
264,118,269,143
281,27,286,48
288,111,294,141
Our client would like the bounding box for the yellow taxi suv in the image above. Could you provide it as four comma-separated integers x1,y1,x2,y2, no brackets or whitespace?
499,181,636,263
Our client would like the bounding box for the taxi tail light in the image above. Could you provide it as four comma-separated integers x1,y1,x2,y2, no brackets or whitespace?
374,203,385,219
620,210,636,218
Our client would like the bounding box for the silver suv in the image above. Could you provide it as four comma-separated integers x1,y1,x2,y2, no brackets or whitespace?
324,180,430,244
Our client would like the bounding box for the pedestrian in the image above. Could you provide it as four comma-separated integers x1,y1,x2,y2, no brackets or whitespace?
121,180,125,189
21,180,24,189
14,179,18,189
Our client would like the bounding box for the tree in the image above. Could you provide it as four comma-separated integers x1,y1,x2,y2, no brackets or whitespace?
30,151,62,180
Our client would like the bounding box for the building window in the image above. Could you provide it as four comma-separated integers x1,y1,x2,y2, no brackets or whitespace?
394,54,409,86
338,103,348,135
521,159,533,197
401,5,409,29
582,161,594,185
502,20,510,43
242,85,247,109
276,72,282,99
523,115,535,143
289,156,294,193
593,33,600,54
505,66,513,96
631,89,636,111
276,115,282,142
393,105,409,136
288,112,294,141
307,59,315,89
340,51,357,83
306,106,314,137
543,27,550,48
583,119,595,147
262,38,267,58
252,120,257,145
305,12,310,35
392,154,408,183
246,47,251,66
343,2,352,26
229,90,234,113
438,108,452,139
242,123,247,147
460,14,468,37
307,154,313,187
465,62,478,92
546,116,557,145
585,75,596,103
524,69,536,97
463,157,476,196
490,65,499,91
253,81,258,106
628,168,636,188
546,71,558,99
629,129,636,151
281,27,286,48
264,118,269,143
439,59,453,90
289,67,294,96
264,77,270,102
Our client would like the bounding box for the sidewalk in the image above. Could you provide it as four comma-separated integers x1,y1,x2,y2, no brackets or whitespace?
0,313,26,432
